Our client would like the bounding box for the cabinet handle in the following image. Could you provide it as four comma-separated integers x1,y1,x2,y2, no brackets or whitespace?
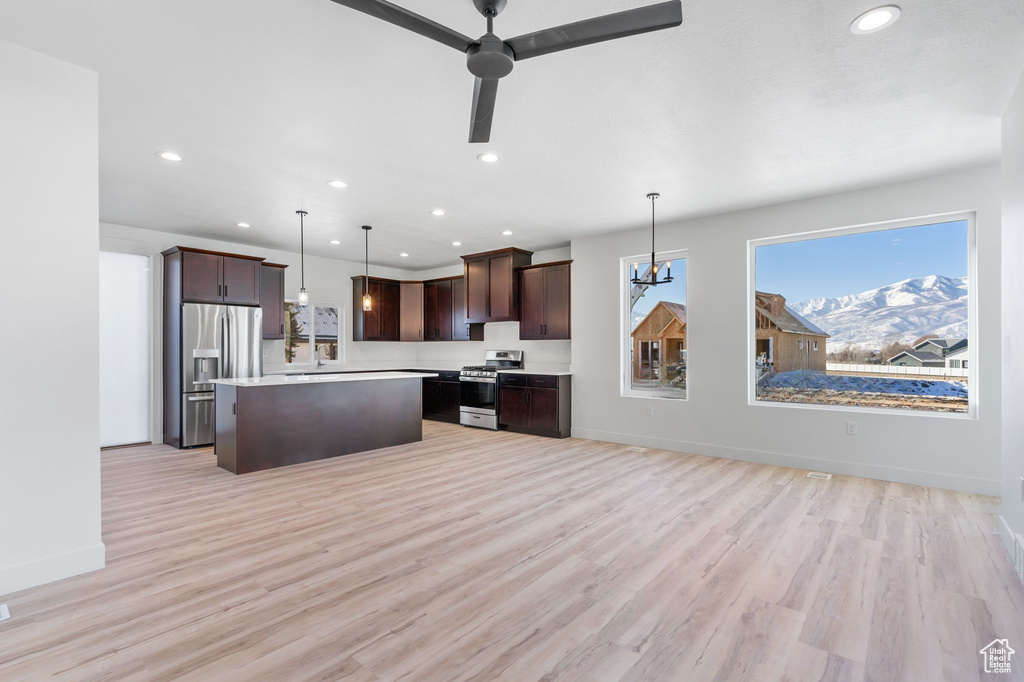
225,285,228,297
218,284,222,297
280,323,284,334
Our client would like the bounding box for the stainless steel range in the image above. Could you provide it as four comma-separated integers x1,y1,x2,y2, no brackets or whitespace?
460,350,524,430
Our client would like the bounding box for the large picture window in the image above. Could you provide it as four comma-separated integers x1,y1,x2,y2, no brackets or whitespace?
622,251,687,399
751,215,973,414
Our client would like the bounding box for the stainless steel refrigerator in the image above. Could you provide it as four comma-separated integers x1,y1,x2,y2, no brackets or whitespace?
180,303,262,447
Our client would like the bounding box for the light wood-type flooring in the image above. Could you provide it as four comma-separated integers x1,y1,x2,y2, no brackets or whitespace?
2,422,1023,681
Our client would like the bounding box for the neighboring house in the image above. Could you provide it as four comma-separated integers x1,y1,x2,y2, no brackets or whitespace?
945,345,968,369
631,301,686,381
755,291,830,373
889,337,967,368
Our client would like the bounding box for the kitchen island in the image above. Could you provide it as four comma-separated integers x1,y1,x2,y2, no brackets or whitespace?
211,372,436,474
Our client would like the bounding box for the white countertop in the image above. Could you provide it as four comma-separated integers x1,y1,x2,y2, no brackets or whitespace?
495,369,572,376
212,371,437,388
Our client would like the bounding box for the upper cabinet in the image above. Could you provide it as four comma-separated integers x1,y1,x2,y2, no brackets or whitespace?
424,278,453,341
352,276,400,342
400,282,424,342
518,261,572,340
260,263,287,339
462,248,533,323
163,247,264,307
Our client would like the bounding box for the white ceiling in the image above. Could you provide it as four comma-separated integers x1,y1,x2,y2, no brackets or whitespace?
2,0,1022,269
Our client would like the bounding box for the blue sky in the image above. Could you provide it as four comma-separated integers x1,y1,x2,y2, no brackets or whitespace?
629,259,687,329
756,220,968,303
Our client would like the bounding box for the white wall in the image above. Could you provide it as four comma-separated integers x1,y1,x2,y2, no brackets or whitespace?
570,166,1002,495
0,40,104,596
1000,69,1024,550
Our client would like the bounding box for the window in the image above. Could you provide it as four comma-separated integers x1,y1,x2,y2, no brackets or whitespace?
751,215,972,415
284,301,341,365
622,250,687,399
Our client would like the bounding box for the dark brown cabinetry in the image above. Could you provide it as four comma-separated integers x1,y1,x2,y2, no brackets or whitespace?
400,282,424,342
452,277,474,341
462,248,533,323
260,263,287,339
424,278,453,341
498,373,571,438
422,370,462,423
166,247,264,306
352,276,400,341
518,261,571,340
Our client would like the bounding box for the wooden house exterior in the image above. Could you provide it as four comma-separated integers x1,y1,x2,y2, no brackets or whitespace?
630,301,686,380
754,291,829,373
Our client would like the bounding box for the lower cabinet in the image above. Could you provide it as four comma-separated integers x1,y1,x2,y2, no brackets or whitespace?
422,371,461,423
498,374,571,438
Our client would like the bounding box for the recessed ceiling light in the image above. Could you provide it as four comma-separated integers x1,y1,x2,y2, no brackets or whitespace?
157,151,182,162
330,240,341,245
400,252,409,257
431,209,446,216
452,241,462,246
236,222,250,228
851,6,901,34
477,152,500,163
501,230,513,236
327,179,348,189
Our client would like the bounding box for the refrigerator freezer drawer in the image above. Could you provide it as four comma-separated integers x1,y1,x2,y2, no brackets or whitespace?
182,392,215,447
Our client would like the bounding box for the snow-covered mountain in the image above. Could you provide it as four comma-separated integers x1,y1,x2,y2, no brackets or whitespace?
789,275,967,349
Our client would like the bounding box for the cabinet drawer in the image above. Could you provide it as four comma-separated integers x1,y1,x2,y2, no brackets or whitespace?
498,373,527,386
436,370,461,382
527,375,558,388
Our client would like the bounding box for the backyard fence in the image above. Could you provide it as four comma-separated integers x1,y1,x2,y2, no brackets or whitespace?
826,363,968,379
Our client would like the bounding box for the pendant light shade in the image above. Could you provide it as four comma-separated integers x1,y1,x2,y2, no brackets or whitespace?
630,193,673,287
361,225,373,312
296,210,309,306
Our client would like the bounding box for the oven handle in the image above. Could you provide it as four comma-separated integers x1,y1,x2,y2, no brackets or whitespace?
460,376,496,383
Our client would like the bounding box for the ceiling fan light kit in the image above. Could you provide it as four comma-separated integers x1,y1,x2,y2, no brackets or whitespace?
327,0,683,143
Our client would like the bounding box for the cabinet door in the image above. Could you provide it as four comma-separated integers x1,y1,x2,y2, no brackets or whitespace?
439,381,461,421
542,264,571,339
488,254,513,320
222,257,261,305
181,251,223,302
527,387,560,433
423,282,439,341
519,267,545,340
361,279,383,341
380,281,401,341
432,279,453,341
465,258,489,323
499,386,530,429
400,282,424,342
422,379,442,418
452,277,471,341
260,266,285,339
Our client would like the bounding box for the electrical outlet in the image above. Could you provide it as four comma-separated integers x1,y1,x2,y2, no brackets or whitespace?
846,421,858,436
0,604,9,622
646,405,655,417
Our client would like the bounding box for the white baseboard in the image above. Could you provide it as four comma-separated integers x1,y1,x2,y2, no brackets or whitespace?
571,427,1000,496
999,515,1017,561
0,542,105,598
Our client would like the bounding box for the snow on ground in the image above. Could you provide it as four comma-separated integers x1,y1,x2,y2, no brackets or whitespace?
765,371,967,398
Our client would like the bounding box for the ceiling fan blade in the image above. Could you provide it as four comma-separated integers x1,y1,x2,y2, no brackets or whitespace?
505,0,682,61
327,0,474,52
469,78,499,143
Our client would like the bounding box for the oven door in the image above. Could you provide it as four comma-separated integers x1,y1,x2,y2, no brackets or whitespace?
460,377,496,414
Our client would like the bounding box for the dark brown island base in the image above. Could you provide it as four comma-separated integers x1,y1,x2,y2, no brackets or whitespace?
211,372,435,474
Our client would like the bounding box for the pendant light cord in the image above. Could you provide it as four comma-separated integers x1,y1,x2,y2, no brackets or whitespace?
300,212,305,290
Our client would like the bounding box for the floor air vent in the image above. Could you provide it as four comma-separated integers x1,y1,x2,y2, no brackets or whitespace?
626,446,648,453
806,472,833,480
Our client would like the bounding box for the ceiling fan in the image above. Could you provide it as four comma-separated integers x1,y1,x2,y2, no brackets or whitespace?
327,0,683,143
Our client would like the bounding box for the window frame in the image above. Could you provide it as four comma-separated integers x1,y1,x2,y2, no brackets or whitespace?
620,248,690,401
747,211,977,419
283,299,345,367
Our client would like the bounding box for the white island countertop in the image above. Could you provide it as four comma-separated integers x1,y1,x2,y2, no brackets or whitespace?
211,371,437,388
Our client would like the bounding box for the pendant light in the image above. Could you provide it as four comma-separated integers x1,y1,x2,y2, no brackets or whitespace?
296,210,310,306
361,225,372,312
630,192,673,287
